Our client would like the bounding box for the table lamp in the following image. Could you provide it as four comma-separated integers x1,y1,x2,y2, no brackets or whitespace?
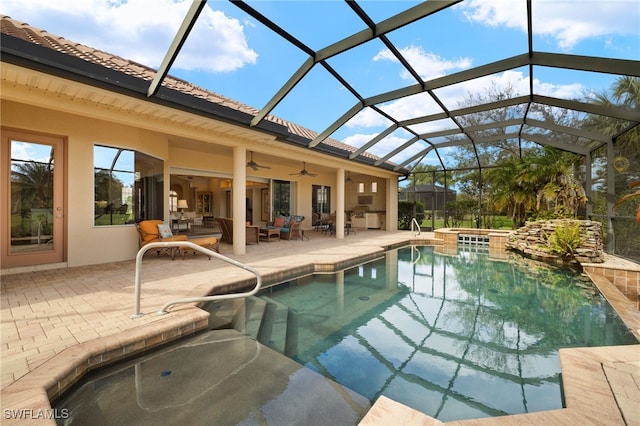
177,199,188,219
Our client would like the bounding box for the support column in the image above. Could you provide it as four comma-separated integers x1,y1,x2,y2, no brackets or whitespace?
606,141,615,253
585,152,593,218
233,146,247,255
336,168,345,239
387,176,398,231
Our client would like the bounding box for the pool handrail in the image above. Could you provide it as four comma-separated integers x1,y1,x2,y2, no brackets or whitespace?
131,241,262,318
411,217,421,237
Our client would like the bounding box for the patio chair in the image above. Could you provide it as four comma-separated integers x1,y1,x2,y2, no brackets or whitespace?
270,215,305,240
136,220,219,260
136,220,187,260
216,217,259,244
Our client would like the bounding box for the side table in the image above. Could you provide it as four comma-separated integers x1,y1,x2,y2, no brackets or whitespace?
259,227,280,242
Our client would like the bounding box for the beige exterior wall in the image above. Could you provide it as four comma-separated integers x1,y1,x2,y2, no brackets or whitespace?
1,67,401,269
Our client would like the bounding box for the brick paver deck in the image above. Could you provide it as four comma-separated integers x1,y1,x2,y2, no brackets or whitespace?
1,230,638,425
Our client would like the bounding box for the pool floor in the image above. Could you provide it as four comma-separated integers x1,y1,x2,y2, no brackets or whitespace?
53,329,370,425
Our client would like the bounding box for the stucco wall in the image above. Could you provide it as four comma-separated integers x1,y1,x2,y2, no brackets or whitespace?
2,100,172,267
2,86,398,269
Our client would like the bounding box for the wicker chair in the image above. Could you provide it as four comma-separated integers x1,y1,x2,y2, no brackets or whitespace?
216,218,259,245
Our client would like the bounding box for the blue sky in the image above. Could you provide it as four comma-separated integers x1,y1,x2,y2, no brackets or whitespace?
3,0,639,167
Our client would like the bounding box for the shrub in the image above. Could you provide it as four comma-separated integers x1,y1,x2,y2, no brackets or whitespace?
398,200,425,230
547,221,583,259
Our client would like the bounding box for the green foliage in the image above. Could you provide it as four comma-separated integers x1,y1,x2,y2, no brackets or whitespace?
547,222,583,259
398,200,425,230
446,197,477,227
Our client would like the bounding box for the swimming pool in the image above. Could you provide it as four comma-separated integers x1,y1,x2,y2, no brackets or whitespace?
250,246,637,421
53,246,637,424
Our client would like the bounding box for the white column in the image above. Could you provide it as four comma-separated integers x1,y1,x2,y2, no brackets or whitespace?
336,168,345,239
386,176,398,231
233,146,246,255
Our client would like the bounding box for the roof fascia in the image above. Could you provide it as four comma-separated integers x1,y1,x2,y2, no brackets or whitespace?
0,33,291,137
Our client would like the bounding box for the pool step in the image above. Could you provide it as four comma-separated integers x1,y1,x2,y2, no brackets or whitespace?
258,296,294,355
208,296,298,358
227,296,295,357
232,297,267,337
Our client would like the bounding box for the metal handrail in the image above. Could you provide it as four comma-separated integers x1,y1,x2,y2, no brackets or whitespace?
411,245,421,265
131,241,263,318
411,217,421,237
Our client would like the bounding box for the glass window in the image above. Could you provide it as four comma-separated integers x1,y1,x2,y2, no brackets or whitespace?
94,145,163,226
312,184,331,216
272,180,291,217
9,140,55,253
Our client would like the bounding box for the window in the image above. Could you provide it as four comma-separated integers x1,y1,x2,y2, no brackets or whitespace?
312,184,330,216
371,182,378,193
94,145,163,226
358,182,365,193
271,179,291,217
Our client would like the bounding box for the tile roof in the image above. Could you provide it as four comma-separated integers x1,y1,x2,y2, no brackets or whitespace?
1,15,388,165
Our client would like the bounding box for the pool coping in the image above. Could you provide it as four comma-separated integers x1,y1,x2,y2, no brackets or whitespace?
1,239,638,425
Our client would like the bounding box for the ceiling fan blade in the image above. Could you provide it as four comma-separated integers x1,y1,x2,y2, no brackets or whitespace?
247,151,271,170
290,162,316,177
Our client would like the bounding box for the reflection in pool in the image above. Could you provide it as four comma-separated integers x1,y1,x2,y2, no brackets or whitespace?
254,246,637,421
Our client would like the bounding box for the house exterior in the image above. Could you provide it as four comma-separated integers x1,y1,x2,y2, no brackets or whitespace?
0,16,402,272
399,184,456,212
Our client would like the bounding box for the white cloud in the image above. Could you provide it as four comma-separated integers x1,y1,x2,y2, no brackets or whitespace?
343,132,422,160
345,107,393,129
435,69,585,107
459,0,639,50
1,0,257,72
347,69,584,131
343,133,375,149
374,45,472,81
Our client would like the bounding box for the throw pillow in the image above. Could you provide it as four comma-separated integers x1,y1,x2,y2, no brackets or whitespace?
273,217,285,227
157,223,173,238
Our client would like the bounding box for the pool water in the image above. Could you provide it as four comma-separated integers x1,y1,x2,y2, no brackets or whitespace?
253,246,637,422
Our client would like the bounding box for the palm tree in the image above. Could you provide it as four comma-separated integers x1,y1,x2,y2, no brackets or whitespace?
487,147,586,227
486,155,537,227
11,160,53,212
406,164,445,187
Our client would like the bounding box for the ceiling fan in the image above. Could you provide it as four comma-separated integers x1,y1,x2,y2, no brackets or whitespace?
246,151,271,171
290,162,317,177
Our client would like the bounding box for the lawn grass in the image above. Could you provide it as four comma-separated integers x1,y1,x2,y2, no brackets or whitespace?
421,215,515,230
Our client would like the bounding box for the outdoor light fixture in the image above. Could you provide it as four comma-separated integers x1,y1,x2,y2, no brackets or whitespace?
177,199,188,219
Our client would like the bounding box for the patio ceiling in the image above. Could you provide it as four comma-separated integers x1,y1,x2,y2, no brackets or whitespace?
1,1,638,176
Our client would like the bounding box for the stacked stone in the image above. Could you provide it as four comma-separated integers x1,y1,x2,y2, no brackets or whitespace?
505,219,605,264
